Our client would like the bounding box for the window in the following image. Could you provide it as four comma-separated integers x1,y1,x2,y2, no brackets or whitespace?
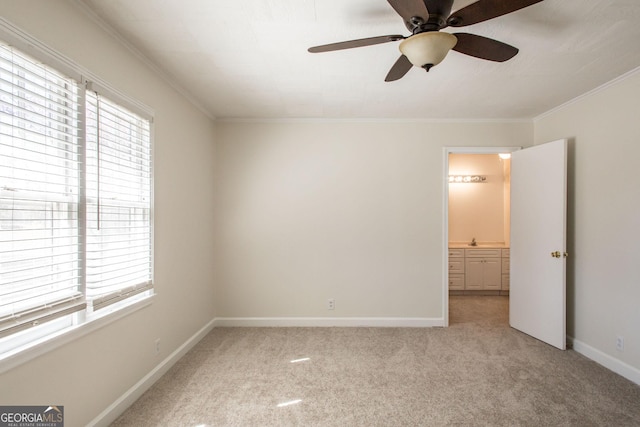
0,39,153,356
85,91,152,311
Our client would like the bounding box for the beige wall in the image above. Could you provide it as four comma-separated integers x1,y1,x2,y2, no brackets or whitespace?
0,1,217,425
448,154,509,244
535,71,640,377
215,121,531,320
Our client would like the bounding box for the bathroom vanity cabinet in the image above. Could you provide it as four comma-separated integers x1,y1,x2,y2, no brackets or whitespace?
448,248,465,291
448,246,510,293
501,248,510,291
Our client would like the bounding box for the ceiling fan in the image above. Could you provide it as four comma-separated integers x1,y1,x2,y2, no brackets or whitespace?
308,0,544,81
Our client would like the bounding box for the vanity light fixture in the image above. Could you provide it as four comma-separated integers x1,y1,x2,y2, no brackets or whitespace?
448,175,486,183
499,153,512,160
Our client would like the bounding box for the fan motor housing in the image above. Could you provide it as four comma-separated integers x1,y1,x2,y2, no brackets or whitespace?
407,15,447,34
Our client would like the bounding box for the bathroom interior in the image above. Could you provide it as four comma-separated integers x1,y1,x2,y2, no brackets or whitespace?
448,152,512,318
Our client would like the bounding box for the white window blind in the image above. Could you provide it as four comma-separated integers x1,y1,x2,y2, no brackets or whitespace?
0,43,85,337
0,35,153,349
85,91,152,312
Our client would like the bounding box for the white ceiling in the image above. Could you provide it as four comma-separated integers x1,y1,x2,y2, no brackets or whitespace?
77,0,640,120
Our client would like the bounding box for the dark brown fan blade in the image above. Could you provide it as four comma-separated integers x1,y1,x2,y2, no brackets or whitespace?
452,33,518,62
386,0,429,24
308,35,404,53
385,55,413,82
422,0,454,18
447,0,544,27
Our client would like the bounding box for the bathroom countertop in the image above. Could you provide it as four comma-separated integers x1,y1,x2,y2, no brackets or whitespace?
449,242,509,249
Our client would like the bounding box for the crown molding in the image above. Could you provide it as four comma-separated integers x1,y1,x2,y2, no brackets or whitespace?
70,0,216,121
216,117,533,124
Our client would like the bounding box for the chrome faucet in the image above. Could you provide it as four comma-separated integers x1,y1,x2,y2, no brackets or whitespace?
469,237,477,246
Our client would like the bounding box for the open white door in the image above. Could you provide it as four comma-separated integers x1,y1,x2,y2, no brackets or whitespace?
510,139,567,350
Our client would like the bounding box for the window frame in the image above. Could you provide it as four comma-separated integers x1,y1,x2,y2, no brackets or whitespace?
0,18,155,373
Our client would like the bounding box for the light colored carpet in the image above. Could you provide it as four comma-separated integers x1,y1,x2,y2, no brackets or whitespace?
111,296,640,426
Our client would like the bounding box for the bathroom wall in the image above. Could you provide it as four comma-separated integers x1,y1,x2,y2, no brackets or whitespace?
503,158,511,245
448,153,510,244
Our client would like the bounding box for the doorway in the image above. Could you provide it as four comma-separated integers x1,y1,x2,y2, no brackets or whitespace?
442,147,520,326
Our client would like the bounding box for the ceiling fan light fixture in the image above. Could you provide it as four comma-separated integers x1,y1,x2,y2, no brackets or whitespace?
399,32,458,71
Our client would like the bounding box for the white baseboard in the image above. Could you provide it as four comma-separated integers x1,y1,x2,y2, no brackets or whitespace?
213,317,445,328
88,318,216,427
568,336,640,386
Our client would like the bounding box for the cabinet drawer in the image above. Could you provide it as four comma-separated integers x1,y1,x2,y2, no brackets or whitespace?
465,248,501,258
449,258,465,274
502,257,510,274
448,274,465,290
502,248,510,258
448,248,465,258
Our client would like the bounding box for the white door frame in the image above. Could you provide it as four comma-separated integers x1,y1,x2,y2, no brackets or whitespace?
442,146,521,326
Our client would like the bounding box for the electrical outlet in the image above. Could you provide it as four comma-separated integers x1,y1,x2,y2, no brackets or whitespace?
155,338,161,355
616,336,624,352
327,299,335,310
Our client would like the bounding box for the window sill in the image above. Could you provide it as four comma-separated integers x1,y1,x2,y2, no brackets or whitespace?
0,293,154,375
